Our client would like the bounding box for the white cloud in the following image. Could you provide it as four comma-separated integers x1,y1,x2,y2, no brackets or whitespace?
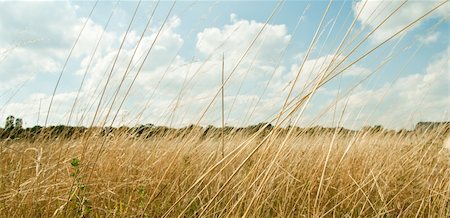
417,31,440,44
328,46,450,129
271,54,370,94
196,15,291,63
353,0,449,43
1,92,77,127
126,16,295,127
0,1,110,93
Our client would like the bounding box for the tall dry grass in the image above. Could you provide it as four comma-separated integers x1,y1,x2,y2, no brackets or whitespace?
1,0,449,217
0,127,449,217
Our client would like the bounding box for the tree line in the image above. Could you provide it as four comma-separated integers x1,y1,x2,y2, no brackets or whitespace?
1,115,449,141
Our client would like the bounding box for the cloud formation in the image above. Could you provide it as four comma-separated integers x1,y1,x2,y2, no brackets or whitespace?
0,0,447,129
353,0,449,43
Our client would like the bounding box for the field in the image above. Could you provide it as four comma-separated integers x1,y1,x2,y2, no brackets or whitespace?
0,0,449,217
0,125,449,217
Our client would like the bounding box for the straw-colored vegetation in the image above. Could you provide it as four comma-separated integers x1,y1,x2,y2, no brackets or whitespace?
1,0,449,217
0,125,449,217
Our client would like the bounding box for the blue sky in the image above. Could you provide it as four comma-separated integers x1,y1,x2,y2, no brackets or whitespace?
0,0,448,129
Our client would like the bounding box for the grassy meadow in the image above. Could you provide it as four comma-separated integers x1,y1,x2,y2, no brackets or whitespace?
0,125,449,217
0,0,449,217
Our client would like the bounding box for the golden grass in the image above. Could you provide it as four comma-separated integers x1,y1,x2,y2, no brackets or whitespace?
0,128,448,217
1,1,449,217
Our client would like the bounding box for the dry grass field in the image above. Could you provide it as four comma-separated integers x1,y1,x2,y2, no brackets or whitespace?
0,125,449,217
0,0,449,217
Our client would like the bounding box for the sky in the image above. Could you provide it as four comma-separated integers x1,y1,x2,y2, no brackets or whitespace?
0,0,448,130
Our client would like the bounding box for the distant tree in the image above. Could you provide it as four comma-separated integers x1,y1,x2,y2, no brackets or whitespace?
15,118,23,129
5,115,15,130
144,123,154,128
372,125,383,132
